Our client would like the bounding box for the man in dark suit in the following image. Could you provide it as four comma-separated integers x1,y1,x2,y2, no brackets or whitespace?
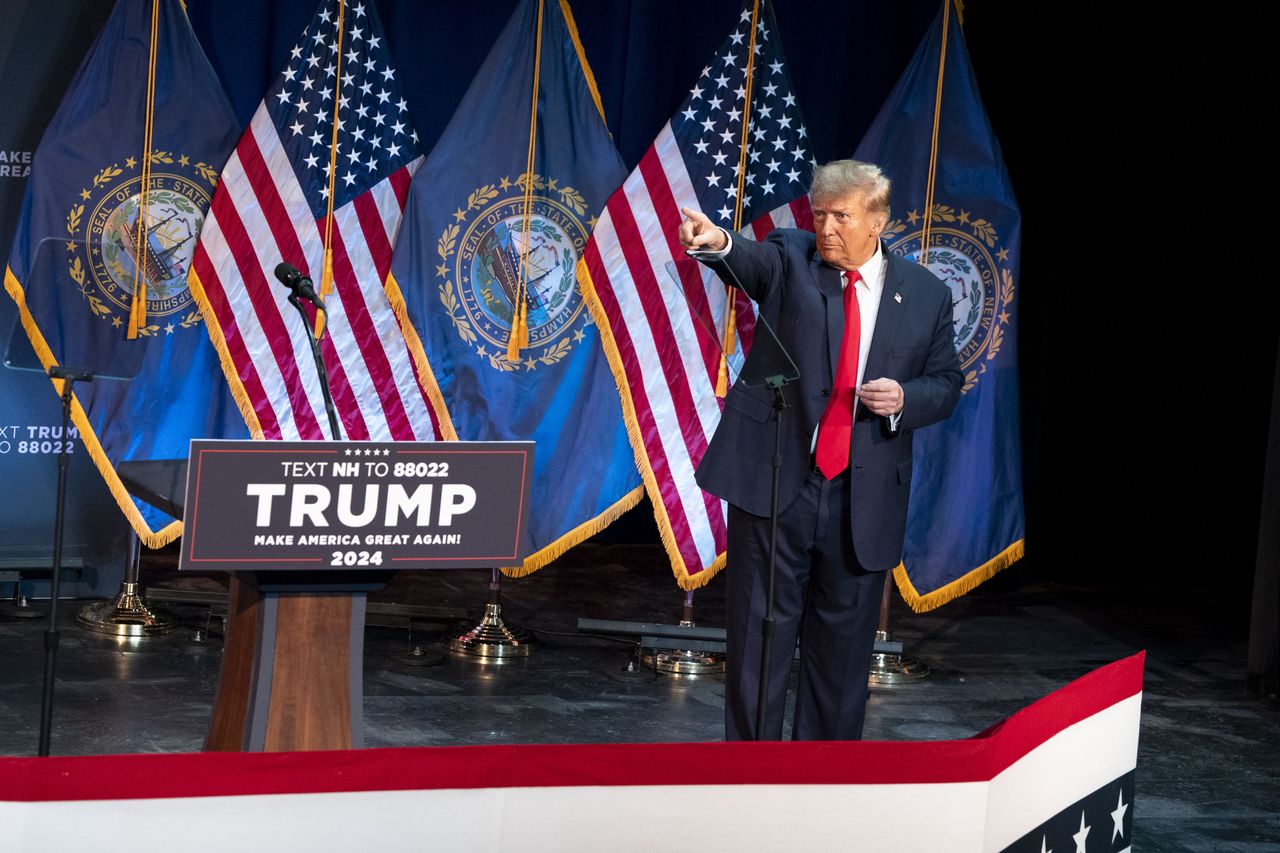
679,160,962,741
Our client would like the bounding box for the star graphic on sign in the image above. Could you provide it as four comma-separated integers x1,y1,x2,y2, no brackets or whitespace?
997,248,1009,262
998,310,1010,325
523,355,537,370
78,188,90,200
453,208,467,223
111,315,122,328
435,263,448,278
499,176,511,190
1110,790,1129,841
958,209,970,224
66,240,76,251
587,214,598,230
547,178,558,190
178,155,190,166
573,328,585,343
906,209,920,225
344,448,352,456
164,323,175,334
125,156,137,169
1072,811,1090,853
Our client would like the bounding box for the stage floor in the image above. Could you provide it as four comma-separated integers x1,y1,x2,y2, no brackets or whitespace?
1,543,1276,852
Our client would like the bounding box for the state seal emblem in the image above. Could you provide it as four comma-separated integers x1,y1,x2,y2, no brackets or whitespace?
436,173,594,371
882,204,1016,393
63,151,217,335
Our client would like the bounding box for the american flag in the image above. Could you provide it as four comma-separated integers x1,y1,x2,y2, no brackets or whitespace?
190,0,444,442
580,0,813,587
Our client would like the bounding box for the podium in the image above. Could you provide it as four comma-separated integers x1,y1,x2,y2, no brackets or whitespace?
206,570,382,751
127,439,533,751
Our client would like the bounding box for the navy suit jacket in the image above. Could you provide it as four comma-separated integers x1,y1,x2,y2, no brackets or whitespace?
694,229,963,572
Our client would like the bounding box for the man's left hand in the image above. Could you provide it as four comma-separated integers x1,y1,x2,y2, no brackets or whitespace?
856,378,904,416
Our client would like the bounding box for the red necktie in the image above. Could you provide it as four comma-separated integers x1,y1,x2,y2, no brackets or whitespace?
814,269,862,479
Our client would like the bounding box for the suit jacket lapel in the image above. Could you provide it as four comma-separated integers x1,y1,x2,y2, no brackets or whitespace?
863,246,907,382
810,254,843,385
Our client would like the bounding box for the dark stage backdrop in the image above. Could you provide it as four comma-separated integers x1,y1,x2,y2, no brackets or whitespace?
1,1,1274,614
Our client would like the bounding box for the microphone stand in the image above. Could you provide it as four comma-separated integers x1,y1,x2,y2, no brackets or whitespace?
38,366,92,756
692,253,799,742
754,369,792,741
286,294,341,441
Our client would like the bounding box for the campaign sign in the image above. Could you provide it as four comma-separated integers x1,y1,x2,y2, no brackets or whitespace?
179,440,534,571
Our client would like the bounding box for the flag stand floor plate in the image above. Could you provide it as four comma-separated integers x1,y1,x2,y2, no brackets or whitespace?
868,630,930,685
75,582,176,637
0,595,47,619
639,647,726,676
447,602,534,660
640,616,726,675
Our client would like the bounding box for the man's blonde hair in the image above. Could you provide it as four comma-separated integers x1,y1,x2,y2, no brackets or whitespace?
810,160,891,218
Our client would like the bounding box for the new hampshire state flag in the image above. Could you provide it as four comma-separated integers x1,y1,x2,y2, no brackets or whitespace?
389,0,642,572
854,0,1025,611
3,0,246,547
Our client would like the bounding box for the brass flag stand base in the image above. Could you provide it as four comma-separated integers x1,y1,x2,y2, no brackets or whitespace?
447,568,534,660
868,628,930,685
640,591,725,676
76,538,175,638
76,582,176,637
868,579,929,686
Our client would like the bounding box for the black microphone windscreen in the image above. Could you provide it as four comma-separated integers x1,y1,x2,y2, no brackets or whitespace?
274,262,300,287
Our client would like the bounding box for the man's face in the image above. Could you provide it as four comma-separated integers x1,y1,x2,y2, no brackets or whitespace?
812,192,885,270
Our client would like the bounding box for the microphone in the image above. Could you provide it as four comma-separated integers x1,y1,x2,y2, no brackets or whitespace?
273,262,326,311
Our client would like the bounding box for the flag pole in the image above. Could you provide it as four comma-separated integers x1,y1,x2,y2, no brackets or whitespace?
80,0,177,637
451,0,551,659
126,0,162,339
314,0,348,339
507,0,546,362
871,0,955,685
714,0,762,398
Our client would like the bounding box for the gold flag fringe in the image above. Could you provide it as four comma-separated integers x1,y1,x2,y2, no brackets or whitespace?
500,485,644,578
5,266,183,548
559,0,607,126
893,538,1025,613
383,271,458,441
187,267,266,438
577,256,727,591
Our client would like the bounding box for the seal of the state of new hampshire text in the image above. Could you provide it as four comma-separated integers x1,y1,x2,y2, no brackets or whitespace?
436,172,594,372
63,150,219,336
